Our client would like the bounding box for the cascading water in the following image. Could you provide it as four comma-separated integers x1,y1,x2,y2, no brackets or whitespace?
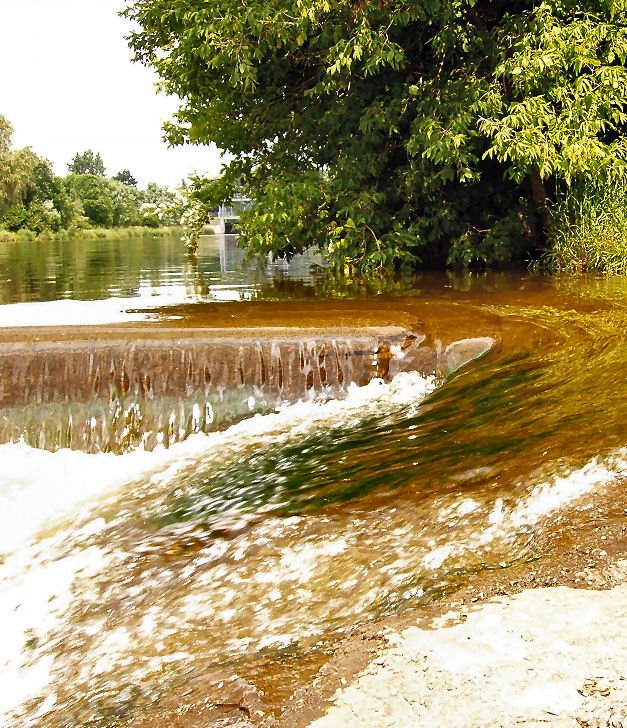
0,236,626,726
0,328,490,453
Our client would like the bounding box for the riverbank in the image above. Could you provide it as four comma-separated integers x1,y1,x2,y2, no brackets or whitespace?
0,225,182,243
308,575,627,727
280,483,627,728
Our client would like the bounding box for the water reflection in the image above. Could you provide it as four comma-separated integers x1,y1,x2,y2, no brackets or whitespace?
3,233,627,313
0,234,324,306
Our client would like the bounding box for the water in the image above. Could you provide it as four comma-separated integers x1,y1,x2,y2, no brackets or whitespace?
0,234,321,318
0,235,626,725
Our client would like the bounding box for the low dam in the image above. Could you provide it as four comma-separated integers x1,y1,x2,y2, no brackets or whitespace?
0,326,491,452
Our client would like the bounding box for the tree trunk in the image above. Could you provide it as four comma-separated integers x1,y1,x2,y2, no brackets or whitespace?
529,167,551,248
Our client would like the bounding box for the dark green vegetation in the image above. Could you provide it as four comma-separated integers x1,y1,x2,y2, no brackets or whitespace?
0,117,185,239
68,150,107,177
126,0,627,272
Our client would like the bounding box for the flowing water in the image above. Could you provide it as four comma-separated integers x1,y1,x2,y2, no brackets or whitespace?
0,236,625,726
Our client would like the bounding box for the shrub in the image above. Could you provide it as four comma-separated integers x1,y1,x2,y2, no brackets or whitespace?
15,228,36,241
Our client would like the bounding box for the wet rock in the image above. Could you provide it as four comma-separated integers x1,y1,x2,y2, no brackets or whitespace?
214,676,266,718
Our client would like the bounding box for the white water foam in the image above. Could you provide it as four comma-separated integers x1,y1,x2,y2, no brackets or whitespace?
2,368,625,725
0,543,115,724
0,371,436,723
423,448,627,570
0,371,436,555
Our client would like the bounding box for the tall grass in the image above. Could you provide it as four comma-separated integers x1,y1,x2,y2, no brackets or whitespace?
0,226,182,244
545,183,627,275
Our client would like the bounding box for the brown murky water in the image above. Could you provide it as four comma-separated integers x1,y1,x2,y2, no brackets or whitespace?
0,237,625,726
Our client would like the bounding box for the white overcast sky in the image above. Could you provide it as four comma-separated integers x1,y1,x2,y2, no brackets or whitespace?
0,0,225,187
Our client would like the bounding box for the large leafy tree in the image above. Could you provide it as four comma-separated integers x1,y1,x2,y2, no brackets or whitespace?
23,157,74,228
1,115,73,231
66,174,115,227
127,1,627,268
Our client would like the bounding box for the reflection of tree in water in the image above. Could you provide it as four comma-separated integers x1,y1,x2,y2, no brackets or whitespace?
0,236,188,303
254,269,619,301
251,266,420,300
4,235,600,306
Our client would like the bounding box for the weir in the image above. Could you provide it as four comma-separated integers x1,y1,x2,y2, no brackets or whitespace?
0,326,492,453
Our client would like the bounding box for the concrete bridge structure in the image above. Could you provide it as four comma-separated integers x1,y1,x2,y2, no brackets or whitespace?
210,198,251,234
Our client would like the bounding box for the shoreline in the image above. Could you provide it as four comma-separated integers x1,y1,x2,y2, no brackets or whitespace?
308,575,627,727
0,226,182,243
277,485,627,727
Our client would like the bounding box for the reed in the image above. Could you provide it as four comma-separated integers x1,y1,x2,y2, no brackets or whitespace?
545,184,627,275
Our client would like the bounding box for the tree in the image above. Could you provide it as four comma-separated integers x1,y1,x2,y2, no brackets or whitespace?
139,181,183,225
0,115,12,157
66,174,114,227
109,179,142,226
68,150,106,177
125,0,627,269
0,115,72,232
0,115,36,214
113,169,138,187
24,156,74,228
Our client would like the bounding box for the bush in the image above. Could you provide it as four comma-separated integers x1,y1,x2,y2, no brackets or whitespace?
65,174,114,227
1,204,30,231
0,226,181,244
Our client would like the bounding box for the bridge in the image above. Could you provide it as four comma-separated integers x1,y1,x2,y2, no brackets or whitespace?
210,199,251,234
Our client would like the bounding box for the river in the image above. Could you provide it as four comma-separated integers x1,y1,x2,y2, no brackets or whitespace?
0,235,625,726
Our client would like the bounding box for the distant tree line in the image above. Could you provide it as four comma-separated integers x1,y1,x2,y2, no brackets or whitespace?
0,115,185,235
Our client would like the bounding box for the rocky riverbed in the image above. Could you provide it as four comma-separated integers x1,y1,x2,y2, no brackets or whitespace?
309,574,627,728
128,488,627,727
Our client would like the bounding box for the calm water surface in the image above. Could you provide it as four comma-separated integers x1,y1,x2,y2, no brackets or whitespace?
0,234,321,304
0,235,625,725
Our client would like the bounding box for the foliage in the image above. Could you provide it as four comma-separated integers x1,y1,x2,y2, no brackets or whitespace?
1,201,63,234
139,181,185,226
68,149,106,176
1,114,184,238
27,157,74,227
66,174,115,227
1,116,75,232
125,0,627,270
63,174,186,231
110,180,143,227
0,116,37,214
0,226,180,243
113,169,138,187
544,182,627,274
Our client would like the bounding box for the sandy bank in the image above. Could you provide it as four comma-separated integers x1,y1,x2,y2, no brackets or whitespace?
309,561,627,728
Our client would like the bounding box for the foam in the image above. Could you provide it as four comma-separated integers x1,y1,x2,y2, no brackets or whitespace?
3,370,624,725
422,448,627,569
0,371,436,554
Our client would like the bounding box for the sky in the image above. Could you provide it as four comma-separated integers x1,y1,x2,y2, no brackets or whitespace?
0,0,225,188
